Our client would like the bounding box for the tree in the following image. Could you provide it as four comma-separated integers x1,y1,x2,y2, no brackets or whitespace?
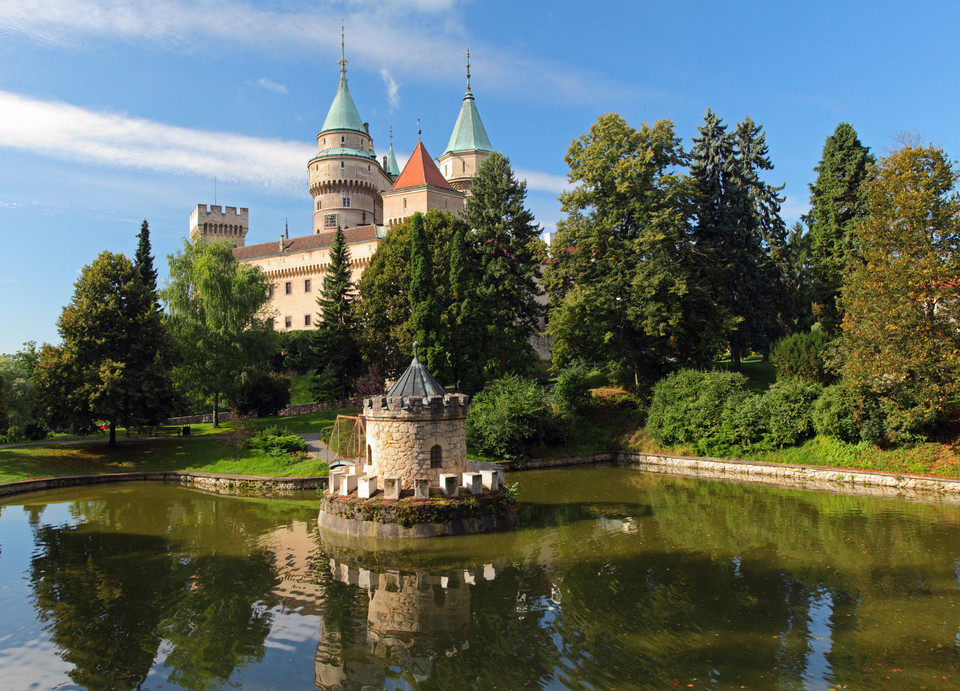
446,224,486,392
839,143,960,441
408,212,444,373
0,353,36,428
33,251,175,444
545,114,720,387
134,219,159,305
806,123,874,331
163,239,274,427
312,225,360,401
461,151,546,378
690,110,787,367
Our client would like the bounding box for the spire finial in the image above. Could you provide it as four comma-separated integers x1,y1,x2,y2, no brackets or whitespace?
466,48,471,91
338,21,347,75
413,341,419,359
417,118,421,141
390,124,393,145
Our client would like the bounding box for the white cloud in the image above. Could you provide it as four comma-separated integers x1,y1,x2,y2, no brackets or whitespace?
249,77,289,95
0,0,639,105
515,168,571,195
380,68,400,111
0,91,311,196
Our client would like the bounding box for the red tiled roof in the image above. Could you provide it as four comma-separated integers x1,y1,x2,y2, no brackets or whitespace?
391,141,454,191
232,225,379,260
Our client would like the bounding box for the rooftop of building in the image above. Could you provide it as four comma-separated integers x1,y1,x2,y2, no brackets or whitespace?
389,140,455,192
232,225,381,261
386,345,447,400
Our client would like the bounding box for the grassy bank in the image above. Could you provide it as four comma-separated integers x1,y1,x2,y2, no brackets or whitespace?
0,408,355,484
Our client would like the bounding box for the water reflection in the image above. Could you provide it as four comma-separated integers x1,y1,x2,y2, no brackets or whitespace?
3,470,960,689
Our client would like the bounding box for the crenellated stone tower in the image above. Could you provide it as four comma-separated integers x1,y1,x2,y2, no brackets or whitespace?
189,204,249,246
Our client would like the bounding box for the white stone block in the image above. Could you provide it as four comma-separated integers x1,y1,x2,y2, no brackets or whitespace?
359,568,372,590
463,569,476,585
440,575,449,589
383,476,401,500
480,469,501,491
414,478,430,499
338,474,358,496
358,475,378,499
439,473,459,497
462,472,482,495
483,563,496,581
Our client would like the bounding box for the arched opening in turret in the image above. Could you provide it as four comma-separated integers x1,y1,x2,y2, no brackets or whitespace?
430,445,443,469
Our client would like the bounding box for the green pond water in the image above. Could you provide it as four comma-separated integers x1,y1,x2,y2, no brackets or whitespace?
2,468,960,690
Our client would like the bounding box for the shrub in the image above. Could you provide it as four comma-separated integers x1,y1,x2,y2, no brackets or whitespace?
466,375,553,458
760,378,823,448
249,425,307,456
232,371,291,417
812,385,861,443
770,330,835,384
552,362,593,417
646,369,751,449
23,420,48,441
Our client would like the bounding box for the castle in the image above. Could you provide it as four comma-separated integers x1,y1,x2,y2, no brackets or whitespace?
190,46,493,332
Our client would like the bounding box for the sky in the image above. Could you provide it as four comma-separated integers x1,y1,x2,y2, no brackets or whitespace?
2,0,960,354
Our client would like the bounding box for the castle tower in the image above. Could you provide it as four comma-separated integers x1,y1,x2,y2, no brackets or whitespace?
381,126,401,183
437,50,493,194
189,204,249,246
309,32,392,233
382,136,465,228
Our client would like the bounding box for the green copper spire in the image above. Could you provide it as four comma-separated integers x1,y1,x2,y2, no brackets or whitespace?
320,27,366,134
442,49,493,155
386,126,400,177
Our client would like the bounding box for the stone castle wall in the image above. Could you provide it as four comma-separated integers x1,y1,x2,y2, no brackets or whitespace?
363,394,468,488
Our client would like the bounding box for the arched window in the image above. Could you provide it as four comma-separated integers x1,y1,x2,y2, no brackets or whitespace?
367,444,372,465
430,445,442,469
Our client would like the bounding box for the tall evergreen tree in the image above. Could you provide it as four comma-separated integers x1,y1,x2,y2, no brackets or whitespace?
408,212,443,373
134,219,159,302
806,123,874,331
461,151,545,378
313,225,360,401
446,225,485,392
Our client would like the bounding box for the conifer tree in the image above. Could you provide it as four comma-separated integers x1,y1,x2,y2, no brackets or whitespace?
134,219,159,302
446,225,484,392
408,212,443,374
461,151,545,378
806,123,874,331
313,225,360,401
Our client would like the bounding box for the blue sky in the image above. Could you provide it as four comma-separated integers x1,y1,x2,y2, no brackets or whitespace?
2,0,959,354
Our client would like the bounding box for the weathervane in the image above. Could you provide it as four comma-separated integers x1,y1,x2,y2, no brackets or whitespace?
417,118,421,141
466,48,471,90
338,21,347,74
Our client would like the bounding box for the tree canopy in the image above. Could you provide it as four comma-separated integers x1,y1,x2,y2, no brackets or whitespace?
162,239,274,427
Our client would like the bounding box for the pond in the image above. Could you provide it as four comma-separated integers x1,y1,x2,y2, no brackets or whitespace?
2,468,960,690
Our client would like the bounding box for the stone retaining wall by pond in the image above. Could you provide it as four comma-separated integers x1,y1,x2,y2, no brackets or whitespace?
0,471,328,499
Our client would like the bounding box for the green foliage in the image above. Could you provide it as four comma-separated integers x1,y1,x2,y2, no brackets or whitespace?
812,385,861,443
313,225,361,401
770,329,834,384
248,425,307,458
408,212,444,372
546,115,721,389
647,369,820,454
0,353,36,427
552,362,593,417
35,250,176,444
466,375,553,458
163,238,275,427
806,123,874,331
134,219,159,302
231,371,291,417
839,143,960,443
272,330,316,374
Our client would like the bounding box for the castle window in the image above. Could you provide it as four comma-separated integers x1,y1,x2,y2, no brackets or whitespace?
324,213,337,228
367,444,372,465
304,314,312,326
341,135,345,143
284,316,292,328
402,197,407,209
268,284,275,298
317,201,321,210
342,197,351,208
304,279,311,293
285,281,292,295
430,445,443,469
362,211,366,224
341,161,344,169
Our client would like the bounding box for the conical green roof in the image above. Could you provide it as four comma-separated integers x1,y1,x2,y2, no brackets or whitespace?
320,71,366,134
442,87,492,155
386,141,400,177
387,346,446,401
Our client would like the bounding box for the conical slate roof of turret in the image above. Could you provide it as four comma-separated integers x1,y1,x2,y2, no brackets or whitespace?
443,53,492,156
387,344,447,400
320,67,366,134
386,140,400,177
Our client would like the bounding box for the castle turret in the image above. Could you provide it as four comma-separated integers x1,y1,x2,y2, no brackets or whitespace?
382,137,465,228
189,204,249,246
309,31,392,232
437,50,493,194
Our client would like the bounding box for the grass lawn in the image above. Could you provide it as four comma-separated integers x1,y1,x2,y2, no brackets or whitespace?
0,408,355,484
713,354,777,392
288,374,315,405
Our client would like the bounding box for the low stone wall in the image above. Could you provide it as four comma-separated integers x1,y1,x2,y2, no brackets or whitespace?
165,400,351,425
0,471,328,499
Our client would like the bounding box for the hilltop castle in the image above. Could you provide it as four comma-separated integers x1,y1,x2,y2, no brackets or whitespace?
190,47,494,332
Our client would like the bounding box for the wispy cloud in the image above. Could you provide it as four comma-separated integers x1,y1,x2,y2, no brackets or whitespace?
0,91,311,196
515,168,571,195
248,77,288,95
0,0,643,106
380,68,400,111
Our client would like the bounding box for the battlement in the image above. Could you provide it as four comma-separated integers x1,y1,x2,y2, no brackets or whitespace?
363,393,469,418
189,203,249,247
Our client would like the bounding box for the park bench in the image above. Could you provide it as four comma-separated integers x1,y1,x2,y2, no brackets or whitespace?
146,425,190,437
